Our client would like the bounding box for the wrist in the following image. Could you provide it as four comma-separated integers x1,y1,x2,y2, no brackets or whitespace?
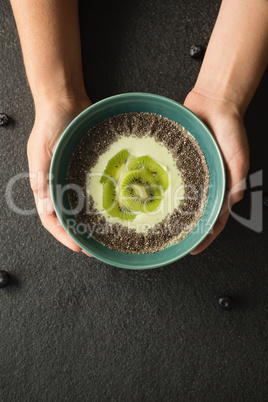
192,77,245,117
32,78,89,108
34,89,91,113
186,84,243,121
34,92,92,122
184,87,245,143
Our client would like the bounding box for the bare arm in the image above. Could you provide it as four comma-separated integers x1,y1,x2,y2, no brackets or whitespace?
194,0,268,114
185,0,268,254
10,0,91,251
10,0,88,106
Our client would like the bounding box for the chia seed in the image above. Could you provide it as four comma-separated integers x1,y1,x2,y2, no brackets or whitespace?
67,112,209,254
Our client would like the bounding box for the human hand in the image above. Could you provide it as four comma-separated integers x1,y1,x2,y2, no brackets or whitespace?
27,96,92,252
184,88,250,254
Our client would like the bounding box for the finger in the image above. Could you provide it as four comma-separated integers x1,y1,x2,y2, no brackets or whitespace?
190,197,230,255
190,209,229,255
226,157,249,208
82,250,92,257
27,139,52,199
28,136,81,251
34,193,82,252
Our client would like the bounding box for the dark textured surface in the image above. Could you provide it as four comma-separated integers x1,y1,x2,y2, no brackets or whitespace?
0,0,268,401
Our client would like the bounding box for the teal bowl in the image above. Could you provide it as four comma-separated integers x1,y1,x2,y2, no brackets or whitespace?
50,93,225,269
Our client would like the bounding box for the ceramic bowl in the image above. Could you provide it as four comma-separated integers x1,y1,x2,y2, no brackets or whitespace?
50,93,225,269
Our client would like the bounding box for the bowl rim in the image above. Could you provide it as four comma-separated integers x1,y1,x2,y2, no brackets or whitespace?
50,92,226,269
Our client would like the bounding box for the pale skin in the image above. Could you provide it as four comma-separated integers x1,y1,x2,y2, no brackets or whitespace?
10,0,268,255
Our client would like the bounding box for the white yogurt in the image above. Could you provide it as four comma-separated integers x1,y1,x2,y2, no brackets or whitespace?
88,135,184,233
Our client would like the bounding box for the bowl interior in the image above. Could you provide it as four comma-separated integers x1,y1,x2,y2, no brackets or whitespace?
50,93,225,269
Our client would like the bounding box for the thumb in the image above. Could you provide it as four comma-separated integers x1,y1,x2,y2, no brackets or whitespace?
27,134,82,252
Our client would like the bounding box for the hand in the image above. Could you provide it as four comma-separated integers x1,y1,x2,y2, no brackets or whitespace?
184,89,250,254
27,96,92,252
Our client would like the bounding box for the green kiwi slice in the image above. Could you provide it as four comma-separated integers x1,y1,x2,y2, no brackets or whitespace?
102,180,136,220
118,169,163,213
100,149,130,184
127,155,169,191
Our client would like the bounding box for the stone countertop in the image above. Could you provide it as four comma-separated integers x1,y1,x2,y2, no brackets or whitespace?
0,0,267,400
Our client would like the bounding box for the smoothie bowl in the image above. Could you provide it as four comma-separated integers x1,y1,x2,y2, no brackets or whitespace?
49,93,225,269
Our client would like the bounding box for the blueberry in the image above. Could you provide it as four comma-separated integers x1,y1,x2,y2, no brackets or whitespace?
189,45,205,59
263,192,268,208
0,113,9,126
0,270,10,288
218,295,234,310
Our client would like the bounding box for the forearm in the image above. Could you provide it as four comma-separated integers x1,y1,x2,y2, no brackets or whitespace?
10,0,87,107
193,0,268,116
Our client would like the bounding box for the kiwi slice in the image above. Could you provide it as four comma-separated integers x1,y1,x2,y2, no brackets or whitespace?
119,169,163,213
102,180,136,220
100,149,130,184
127,155,169,191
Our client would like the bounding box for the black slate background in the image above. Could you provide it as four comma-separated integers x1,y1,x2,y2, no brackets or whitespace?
1,0,268,401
